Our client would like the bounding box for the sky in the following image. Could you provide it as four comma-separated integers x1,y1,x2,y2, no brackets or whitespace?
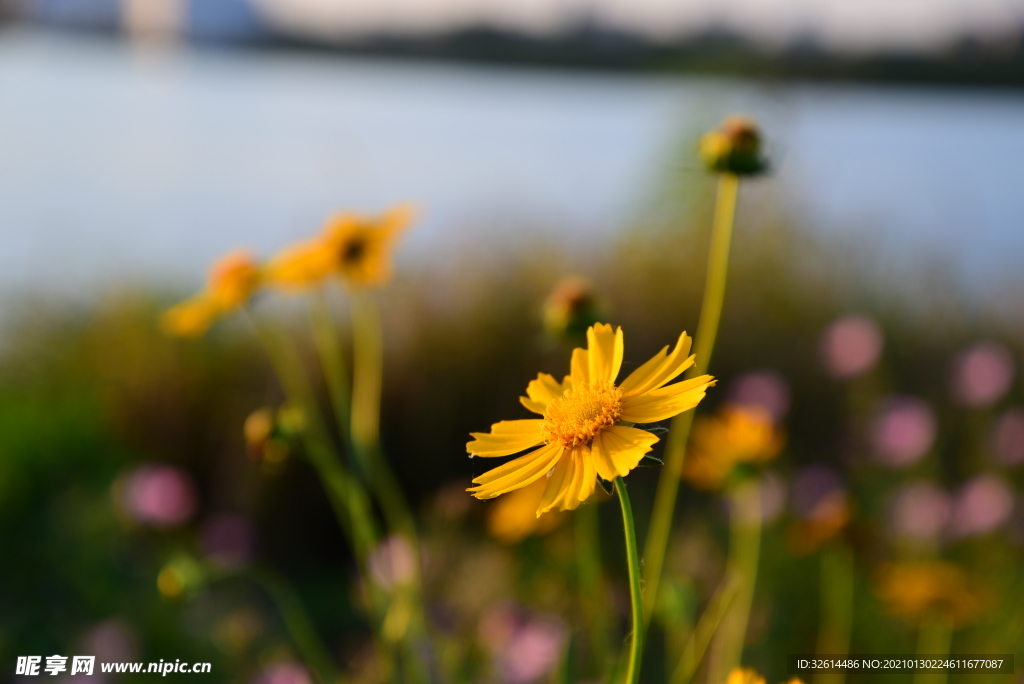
251,0,1024,50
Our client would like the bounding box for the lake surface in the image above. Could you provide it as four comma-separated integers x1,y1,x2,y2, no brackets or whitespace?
2,28,1023,304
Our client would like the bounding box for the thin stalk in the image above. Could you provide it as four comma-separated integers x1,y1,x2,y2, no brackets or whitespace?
575,504,614,675
668,577,740,684
912,616,953,684
309,289,352,437
614,477,645,684
211,566,341,684
708,479,762,684
814,543,855,684
643,173,740,621
349,292,432,684
350,293,417,538
244,309,378,556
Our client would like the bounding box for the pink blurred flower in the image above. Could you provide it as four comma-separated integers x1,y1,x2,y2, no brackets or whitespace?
950,474,1014,537
83,619,138,662
200,514,257,568
730,369,790,423
250,662,311,684
121,465,197,527
890,482,952,542
820,315,883,379
951,341,1015,408
479,603,566,684
871,396,936,467
368,535,417,591
992,408,1024,466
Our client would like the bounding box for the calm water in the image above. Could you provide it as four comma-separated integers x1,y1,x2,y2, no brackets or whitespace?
2,28,1023,303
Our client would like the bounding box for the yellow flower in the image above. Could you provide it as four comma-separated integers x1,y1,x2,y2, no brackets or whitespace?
725,667,766,684
467,323,715,516
875,561,986,627
265,206,412,291
161,250,262,338
684,403,784,490
486,478,566,544
724,667,802,684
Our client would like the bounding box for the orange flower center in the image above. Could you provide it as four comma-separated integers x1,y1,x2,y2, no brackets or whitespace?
543,382,622,448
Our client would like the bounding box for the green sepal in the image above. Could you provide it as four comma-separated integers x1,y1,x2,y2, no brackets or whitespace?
597,477,614,495
637,455,665,467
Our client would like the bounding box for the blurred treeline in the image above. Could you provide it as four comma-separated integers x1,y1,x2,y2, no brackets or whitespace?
2,164,1023,683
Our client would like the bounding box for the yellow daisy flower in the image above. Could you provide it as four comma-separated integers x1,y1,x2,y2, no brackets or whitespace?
875,561,986,627
684,403,785,490
467,323,715,516
265,205,412,291
161,250,262,338
725,668,766,684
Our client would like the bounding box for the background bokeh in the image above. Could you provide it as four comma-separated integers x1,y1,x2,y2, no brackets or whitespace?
2,2,1024,683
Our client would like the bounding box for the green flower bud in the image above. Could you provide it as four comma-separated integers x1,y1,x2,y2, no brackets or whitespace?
699,116,768,176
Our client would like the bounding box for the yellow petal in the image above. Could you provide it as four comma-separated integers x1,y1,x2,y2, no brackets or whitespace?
519,373,570,415
592,425,660,479
264,239,334,291
160,295,221,338
586,324,624,385
570,347,590,385
537,445,596,514
619,375,715,423
468,443,563,499
537,451,573,514
570,445,596,509
619,331,694,397
467,419,546,457
378,204,415,239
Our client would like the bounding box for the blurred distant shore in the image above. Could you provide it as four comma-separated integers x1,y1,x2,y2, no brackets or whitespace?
3,0,1024,88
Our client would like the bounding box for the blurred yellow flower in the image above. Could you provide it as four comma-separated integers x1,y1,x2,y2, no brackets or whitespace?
265,205,413,291
875,561,986,627
467,323,715,516
486,478,566,544
725,667,766,684
723,667,802,684
161,250,262,338
684,403,785,490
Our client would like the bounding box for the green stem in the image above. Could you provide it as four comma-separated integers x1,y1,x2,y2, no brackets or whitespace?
814,543,854,684
643,172,740,621
350,293,417,538
669,577,740,684
913,616,953,684
709,479,762,684
309,289,352,438
575,504,613,676
244,309,378,557
211,565,341,684
349,293,432,684
615,477,645,684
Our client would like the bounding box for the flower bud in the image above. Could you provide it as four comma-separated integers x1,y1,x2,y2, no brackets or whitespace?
699,116,768,176
542,276,603,345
